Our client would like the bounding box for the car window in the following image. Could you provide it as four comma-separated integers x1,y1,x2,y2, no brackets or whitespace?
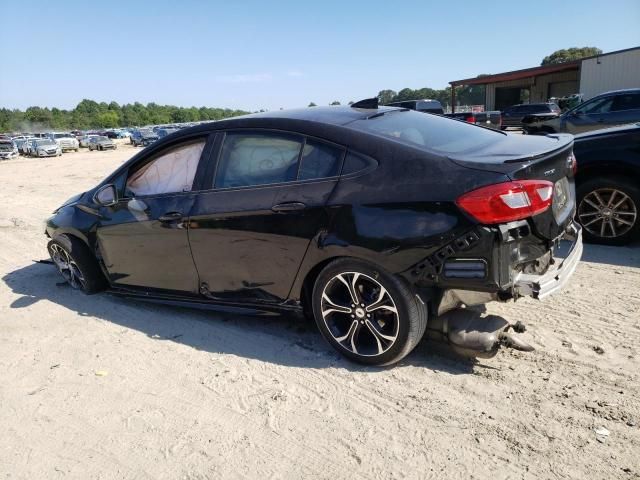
349,109,501,155
298,139,343,181
342,152,373,175
578,97,614,115
611,93,640,111
126,139,206,196
214,132,302,189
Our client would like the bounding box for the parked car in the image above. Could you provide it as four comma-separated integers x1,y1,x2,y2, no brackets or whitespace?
156,128,179,139
29,138,62,157
19,137,38,155
0,139,19,160
88,136,117,151
501,103,561,129
45,101,582,365
385,99,444,114
573,123,640,245
79,134,99,148
130,129,159,147
523,88,640,135
445,111,502,130
49,132,79,152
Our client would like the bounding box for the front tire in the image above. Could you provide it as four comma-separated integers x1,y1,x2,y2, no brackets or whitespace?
47,235,107,293
312,258,428,366
577,176,640,245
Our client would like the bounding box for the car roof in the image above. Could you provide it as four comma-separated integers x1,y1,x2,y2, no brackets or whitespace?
599,88,640,96
236,106,398,126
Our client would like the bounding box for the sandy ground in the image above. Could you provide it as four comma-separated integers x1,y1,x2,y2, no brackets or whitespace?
1,142,639,480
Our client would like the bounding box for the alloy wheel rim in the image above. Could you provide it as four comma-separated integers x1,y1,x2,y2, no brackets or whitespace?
321,272,399,357
578,188,637,238
49,244,86,290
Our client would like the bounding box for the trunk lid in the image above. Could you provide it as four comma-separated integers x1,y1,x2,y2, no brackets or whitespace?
448,134,576,240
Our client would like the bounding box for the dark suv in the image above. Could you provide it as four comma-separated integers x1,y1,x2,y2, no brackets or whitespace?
501,103,561,129
523,89,640,135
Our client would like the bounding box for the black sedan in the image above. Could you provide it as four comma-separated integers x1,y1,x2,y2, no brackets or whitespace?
45,100,582,365
573,123,640,245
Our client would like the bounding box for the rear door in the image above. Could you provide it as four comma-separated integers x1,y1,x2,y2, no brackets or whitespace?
188,130,344,304
565,95,615,134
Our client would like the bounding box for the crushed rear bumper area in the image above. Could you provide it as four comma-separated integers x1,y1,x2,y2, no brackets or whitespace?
514,222,583,300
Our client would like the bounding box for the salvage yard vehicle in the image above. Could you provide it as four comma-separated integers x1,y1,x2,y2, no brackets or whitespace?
573,123,640,245
79,134,98,147
130,128,159,147
445,111,502,130
45,100,582,365
29,138,62,157
88,135,117,151
501,103,561,129
0,139,19,160
49,132,80,152
386,99,445,114
523,89,640,135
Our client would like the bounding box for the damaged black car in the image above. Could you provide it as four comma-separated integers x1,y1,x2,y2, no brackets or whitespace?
45,100,582,365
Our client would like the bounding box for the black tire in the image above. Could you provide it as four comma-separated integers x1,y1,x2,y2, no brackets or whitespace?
577,176,640,246
47,235,107,294
312,258,428,366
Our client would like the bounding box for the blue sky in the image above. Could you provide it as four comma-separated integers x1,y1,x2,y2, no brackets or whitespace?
1,0,638,111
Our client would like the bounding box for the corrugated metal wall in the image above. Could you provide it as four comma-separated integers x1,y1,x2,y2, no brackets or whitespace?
580,48,640,100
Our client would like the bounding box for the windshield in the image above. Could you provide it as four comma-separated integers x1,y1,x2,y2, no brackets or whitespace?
0,142,13,151
348,110,503,155
36,139,56,146
95,136,109,141
53,133,73,138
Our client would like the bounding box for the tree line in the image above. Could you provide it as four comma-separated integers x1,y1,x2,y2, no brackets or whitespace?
0,99,249,133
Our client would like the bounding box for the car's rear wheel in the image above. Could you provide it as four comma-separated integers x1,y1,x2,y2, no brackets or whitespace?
577,176,640,245
312,258,427,366
47,235,107,294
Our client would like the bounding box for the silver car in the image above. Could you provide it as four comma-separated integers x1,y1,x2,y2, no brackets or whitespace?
29,138,62,157
79,134,99,147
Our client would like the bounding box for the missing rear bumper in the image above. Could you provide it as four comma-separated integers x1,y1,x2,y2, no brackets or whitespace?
514,222,582,300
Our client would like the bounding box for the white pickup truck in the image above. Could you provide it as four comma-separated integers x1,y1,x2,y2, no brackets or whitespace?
49,132,79,152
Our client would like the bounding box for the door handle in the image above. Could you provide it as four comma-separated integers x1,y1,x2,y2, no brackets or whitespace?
159,211,184,222
272,202,307,212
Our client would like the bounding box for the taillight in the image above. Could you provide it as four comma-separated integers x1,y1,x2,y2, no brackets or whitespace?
465,116,476,123
456,180,554,224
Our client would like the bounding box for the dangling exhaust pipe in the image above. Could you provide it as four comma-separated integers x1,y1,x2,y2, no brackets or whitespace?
427,308,534,358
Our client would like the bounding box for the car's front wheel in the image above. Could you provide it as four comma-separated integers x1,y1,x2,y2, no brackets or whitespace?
312,259,428,366
577,176,640,245
47,235,107,293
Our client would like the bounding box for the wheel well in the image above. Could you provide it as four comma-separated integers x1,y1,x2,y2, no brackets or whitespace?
299,256,349,318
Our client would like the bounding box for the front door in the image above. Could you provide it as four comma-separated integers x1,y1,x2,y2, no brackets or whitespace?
96,137,209,293
188,131,344,304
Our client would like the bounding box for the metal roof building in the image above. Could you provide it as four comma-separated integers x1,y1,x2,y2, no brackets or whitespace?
449,46,640,112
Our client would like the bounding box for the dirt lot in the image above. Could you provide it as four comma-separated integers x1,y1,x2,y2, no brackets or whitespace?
1,142,639,479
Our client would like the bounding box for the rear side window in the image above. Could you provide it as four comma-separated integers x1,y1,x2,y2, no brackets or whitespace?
126,139,206,196
342,152,371,175
612,93,640,111
215,132,302,188
349,110,501,155
298,139,343,180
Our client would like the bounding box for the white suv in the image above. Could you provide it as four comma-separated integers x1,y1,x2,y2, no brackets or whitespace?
49,132,79,152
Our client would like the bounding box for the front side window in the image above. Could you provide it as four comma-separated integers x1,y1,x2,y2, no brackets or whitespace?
215,132,302,188
577,97,614,115
126,139,205,196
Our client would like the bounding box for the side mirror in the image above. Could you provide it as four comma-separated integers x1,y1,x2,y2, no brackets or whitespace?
94,184,117,206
